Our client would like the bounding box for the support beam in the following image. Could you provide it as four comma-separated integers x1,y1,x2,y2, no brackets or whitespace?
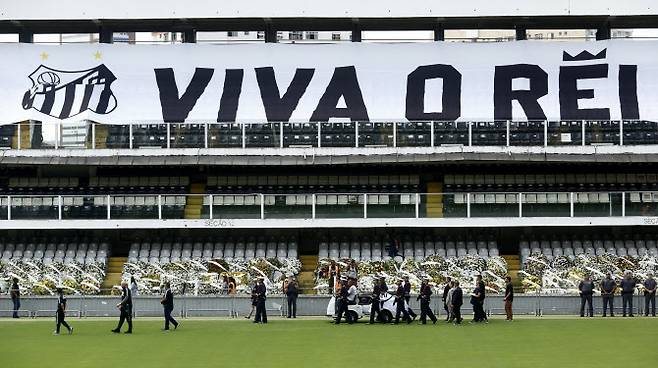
596,25,611,40
182,29,197,43
433,23,444,41
351,22,362,42
18,30,33,43
515,26,527,40
264,24,277,43
99,27,113,44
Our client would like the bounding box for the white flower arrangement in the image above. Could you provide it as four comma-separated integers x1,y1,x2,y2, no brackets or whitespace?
120,257,302,295
521,253,658,294
0,259,106,295
315,255,509,294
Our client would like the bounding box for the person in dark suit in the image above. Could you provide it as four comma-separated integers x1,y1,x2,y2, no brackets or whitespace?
54,287,72,335
417,277,437,324
450,281,463,324
10,278,20,319
112,281,133,334
403,276,417,321
470,275,487,323
369,276,384,324
442,277,452,321
254,277,268,324
286,276,299,318
394,279,411,324
335,278,353,324
161,282,178,331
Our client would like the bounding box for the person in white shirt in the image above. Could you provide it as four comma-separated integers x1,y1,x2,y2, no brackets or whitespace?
346,279,358,305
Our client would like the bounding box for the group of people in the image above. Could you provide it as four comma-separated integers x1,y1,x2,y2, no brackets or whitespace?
578,271,657,317
334,273,516,325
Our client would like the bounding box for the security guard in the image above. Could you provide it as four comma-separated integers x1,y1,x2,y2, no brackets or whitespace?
417,276,437,324
578,275,595,317
335,277,353,324
254,277,268,324
620,271,636,317
112,281,133,334
394,279,411,324
369,276,384,324
403,276,417,322
54,287,72,335
601,273,617,317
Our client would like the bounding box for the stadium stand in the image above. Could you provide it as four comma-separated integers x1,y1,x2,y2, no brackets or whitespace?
38,120,658,150
127,236,298,264
318,235,499,261
0,238,109,265
520,235,658,263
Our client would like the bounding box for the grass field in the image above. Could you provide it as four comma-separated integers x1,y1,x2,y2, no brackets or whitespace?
1,316,656,368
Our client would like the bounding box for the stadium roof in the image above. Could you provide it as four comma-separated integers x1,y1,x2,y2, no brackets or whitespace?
2,0,658,33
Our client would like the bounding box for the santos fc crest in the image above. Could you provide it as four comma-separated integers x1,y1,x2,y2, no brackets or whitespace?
22,64,117,119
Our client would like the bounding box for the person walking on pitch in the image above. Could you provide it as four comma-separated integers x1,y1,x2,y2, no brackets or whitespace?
335,277,353,324
112,281,133,334
403,276,417,322
245,280,258,319
442,277,452,321
393,279,411,324
54,287,72,335
446,281,456,322
417,276,437,324
369,276,384,324
450,281,464,324
161,282,179,331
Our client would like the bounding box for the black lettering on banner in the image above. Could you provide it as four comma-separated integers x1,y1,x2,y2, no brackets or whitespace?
255,67,315,121
619,65,640,120
217,69,244,122
494,64,548,121
405,64,461,121
310,66,369,121
155,68,214,122
559,64,610,120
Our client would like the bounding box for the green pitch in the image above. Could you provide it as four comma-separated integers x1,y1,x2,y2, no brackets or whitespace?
0,317,656,368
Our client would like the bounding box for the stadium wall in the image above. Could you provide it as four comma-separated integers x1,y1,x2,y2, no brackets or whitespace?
0,294,648,317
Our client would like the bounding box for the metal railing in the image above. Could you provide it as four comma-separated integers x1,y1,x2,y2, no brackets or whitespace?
3,120,658,150
1,191,657,221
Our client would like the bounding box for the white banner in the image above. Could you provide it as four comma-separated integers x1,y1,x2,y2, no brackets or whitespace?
1,40,657,124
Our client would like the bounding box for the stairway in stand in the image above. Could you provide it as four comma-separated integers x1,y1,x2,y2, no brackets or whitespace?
298,255,318,294
12,122,30,149
502,254,523,292
425,182,444,217
184,183,206,219
93,124,108,148
101,256,127,293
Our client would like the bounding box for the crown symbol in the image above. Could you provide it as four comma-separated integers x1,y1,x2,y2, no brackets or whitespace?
562,49,607,62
